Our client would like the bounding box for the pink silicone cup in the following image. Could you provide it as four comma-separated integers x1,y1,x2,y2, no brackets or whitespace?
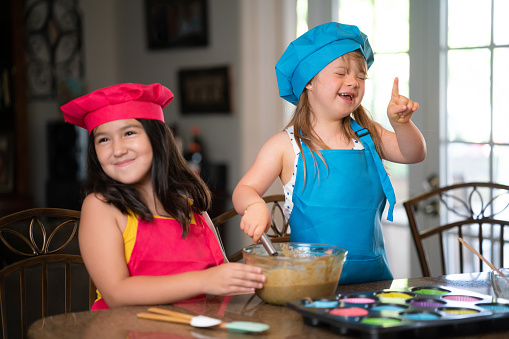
443,295,482,302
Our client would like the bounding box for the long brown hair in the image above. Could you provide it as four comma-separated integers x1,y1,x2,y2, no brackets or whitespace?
84,119,211,238
284,50,384,181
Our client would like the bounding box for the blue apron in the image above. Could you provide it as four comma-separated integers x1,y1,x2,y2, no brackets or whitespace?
288,119,395,284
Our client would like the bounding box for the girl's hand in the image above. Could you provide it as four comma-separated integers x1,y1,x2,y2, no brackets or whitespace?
203,263,265,296
387,77,419,124
239,203,271,244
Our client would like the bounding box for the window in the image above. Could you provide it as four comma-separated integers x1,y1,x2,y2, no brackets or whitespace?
337,0,411,223
445,0,509,186
296,0,308,36
443,0,509,271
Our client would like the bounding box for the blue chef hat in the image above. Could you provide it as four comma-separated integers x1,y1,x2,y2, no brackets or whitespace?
275,22,374,105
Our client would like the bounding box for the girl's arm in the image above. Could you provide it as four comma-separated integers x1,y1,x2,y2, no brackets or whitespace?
79,194,265,308
232,132,290,244
380,77,427,164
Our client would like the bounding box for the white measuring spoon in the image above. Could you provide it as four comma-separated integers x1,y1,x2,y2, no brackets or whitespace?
137,307,270,333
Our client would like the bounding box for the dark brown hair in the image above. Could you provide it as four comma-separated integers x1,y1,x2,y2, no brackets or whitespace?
84,119,211,237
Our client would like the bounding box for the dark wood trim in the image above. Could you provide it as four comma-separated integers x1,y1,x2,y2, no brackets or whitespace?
0,0,32,216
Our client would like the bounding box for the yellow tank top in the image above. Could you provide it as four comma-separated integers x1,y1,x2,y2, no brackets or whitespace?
123,211,138,263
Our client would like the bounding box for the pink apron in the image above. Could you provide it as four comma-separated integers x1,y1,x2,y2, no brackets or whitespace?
92,213,225,310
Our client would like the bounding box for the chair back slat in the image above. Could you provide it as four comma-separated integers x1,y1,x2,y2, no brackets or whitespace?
478,224,484,271
457,227,464,274
41,262,47,319
438,232,445,275
20,269,27,339
404,182,509,277
0,280,5,339
65,261,71,313
501,225,505,268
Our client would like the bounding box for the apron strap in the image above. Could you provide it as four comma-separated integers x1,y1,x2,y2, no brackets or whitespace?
350,119,395,221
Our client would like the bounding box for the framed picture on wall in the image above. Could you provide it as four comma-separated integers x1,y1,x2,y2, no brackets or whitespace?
145,0,208,49
178,66,232,114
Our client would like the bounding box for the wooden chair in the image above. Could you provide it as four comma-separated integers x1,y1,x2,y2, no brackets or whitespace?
403,182,509,277
0,208,95,339
212,194,290,262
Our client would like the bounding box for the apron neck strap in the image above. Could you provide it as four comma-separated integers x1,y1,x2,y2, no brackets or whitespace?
350,119,395,221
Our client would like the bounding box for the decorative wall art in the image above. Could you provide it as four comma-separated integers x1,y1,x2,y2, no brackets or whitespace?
145,0,208,49
178,66,232,114
24,0,84,99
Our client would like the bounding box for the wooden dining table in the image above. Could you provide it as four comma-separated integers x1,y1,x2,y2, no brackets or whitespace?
28,272,509,338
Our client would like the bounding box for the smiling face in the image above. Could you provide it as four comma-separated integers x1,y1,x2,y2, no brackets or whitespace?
93,119,153,188
306,50,367,123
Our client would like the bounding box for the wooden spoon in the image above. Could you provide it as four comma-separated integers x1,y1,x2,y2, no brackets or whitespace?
457,237,509,280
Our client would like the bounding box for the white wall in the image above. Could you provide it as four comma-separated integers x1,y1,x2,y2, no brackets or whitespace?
93,0,242,200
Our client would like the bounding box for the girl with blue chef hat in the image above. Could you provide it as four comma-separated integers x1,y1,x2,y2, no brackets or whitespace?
61,83,265,310
233,22,426,284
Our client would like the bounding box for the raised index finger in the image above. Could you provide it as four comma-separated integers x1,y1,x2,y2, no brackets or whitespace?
391,77,400,100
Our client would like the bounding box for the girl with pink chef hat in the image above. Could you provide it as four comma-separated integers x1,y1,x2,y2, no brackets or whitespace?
61,83,265,310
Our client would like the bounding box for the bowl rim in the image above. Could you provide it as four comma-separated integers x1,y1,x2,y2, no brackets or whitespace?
242,242,348,261
490,268,509,277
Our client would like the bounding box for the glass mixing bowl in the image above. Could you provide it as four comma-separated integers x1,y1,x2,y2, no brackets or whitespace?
243,242,347,305
490,268,509,299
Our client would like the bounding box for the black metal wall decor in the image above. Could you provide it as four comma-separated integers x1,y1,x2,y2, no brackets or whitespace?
25,0,83,99
145,0,208,49
178,66,232,114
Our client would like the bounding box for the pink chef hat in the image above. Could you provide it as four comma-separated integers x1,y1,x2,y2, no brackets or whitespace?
60,83,174,134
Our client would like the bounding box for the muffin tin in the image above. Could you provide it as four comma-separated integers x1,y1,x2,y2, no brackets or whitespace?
286,286,509,338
